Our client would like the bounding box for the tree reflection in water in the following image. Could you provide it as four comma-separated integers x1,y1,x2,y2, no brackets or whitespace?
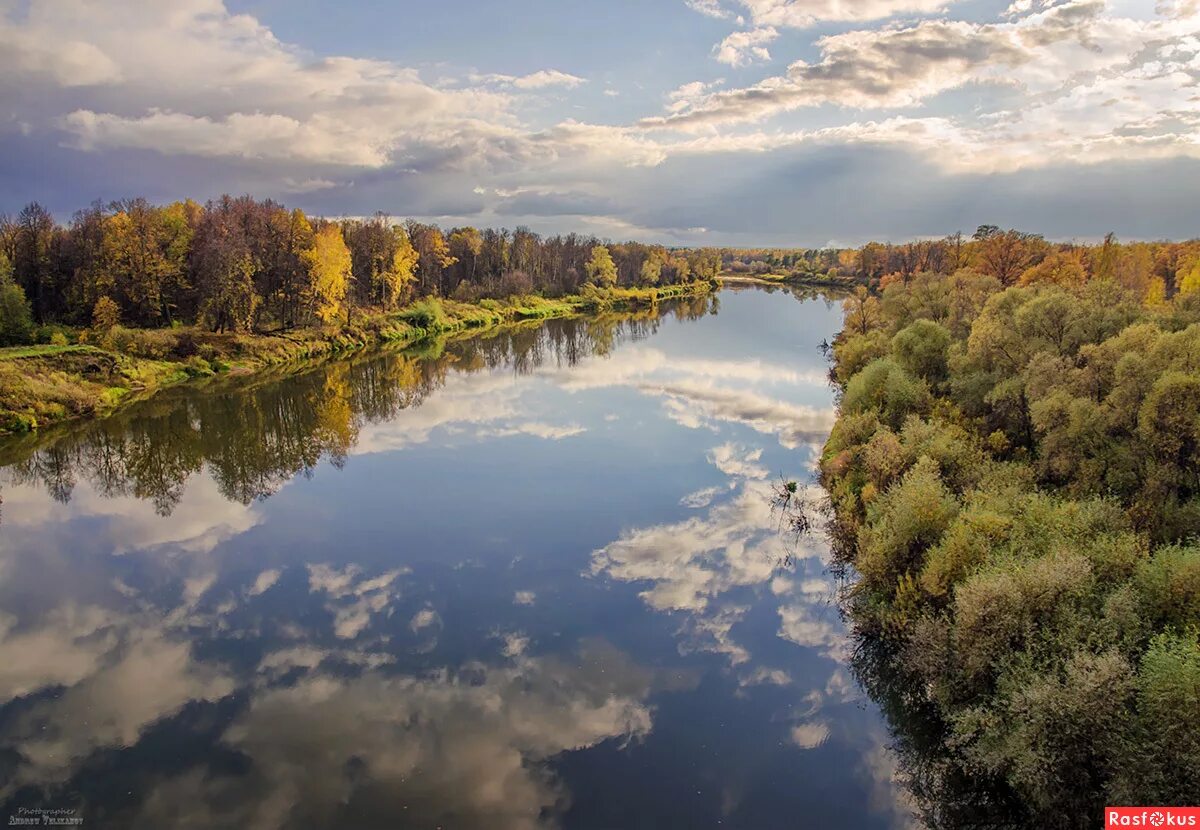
0,300,707,516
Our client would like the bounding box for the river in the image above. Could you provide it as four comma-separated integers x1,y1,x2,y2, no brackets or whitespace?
0,284,917,829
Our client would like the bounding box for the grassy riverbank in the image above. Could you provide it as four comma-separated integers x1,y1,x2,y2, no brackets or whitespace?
0,280,714,435
720,271,861,288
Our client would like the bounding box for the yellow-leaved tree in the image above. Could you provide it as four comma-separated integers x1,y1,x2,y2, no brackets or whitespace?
304,224,352,325
387,228,420,307
585,245,617,287
1175,251,1200,296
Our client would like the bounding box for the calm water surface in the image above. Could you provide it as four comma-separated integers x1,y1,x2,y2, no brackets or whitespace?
0,286,916,829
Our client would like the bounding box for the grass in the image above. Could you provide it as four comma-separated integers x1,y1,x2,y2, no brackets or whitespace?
0,280,715,435
719,271,860,287
0,343,99,360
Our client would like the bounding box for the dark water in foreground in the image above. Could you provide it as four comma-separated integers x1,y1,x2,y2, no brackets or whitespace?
0,286,916,829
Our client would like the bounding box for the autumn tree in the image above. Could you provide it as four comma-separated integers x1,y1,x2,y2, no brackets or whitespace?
405,221,456,295
585,245,617,287
974,226,1046,285
344,216,419,311
303,223,352,325
448,226,483,288
191,198,259,332
639,248,665,285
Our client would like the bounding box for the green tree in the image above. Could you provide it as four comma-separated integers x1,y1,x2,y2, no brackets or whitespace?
0,251,34,345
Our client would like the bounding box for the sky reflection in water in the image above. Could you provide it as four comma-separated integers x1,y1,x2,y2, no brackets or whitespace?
0,286,917,829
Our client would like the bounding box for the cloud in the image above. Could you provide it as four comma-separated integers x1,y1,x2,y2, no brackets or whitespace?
307,564,406,639
0,623,234,795
471,69,588,89
680,485,724,508
0,0,1196,240
686,0,735,19
714,26,780,66
0,475,263,555
636,0,1200,179
777,600,850,661
666,79,727,113
590,478,784,613
0,1,603,176
708,443,770,479
790,720,832,748
248,569,281,596
484,421,588,440
648,1,1119,128
737,0,953,27
126,644,656,830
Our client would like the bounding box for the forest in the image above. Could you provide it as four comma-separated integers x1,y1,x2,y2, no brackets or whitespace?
0,197,722,340
727,226,1200,299
819,233,1200,825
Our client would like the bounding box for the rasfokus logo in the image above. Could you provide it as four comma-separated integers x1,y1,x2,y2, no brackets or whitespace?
1107,808,1200,827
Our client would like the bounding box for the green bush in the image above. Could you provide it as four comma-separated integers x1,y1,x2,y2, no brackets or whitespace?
842,358,931,428
891,319,951,383
397,298,449,331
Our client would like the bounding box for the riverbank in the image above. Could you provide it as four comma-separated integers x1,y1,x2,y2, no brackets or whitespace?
0,280,715,435
719,271,860,288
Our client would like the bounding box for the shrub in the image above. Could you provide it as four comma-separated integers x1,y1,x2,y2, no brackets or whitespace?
856,456,959,600
891,319,951,383
398,298,449,330
842,358,931,429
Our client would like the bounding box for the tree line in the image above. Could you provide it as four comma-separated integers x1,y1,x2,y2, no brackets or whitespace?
0,197,723,341
726,225,1200,301
821,265,1200,823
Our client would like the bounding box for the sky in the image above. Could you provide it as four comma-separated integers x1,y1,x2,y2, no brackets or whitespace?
0,0,1197,246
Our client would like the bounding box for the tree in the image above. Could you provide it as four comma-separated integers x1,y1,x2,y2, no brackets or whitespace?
976,228,1045,285
639,249,664,285
303,224,352,325
844,286,881,335
99,199,193,326
0,251,33,345
192,199,260,333
91,295,121,331
448,226,483,286
405,221,456,295
1175,250,1200,296
1018,249,1086,287
14,202,56,321
585,245,617,287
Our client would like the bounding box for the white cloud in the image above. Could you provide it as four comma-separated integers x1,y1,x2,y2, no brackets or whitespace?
686,0,734,19
471,69,588,89
641,0,1200,174
714,26,780,66
680,485,724,508
248,569,281,596
125,645,655,829
737,0,953,27
708,443,770,479
790,720,831,748
486,421,587,440
307,564,406,639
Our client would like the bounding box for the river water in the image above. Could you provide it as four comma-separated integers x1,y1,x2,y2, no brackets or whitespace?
0,285,916,829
